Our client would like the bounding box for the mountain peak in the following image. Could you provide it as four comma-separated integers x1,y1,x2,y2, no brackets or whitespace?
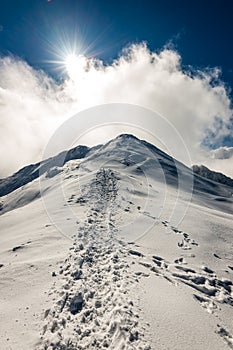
116,134,140,141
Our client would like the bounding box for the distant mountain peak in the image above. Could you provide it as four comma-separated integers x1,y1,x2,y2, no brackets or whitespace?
192,164,233,188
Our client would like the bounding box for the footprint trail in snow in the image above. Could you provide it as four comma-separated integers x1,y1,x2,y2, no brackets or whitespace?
38,169,151,350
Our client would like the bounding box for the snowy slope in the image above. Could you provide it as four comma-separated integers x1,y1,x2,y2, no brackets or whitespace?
0,145,90,197
0,134,233,350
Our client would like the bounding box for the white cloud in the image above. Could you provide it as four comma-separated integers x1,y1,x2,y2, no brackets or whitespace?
211,146,233,159
0,43,232,178
0,56,74,176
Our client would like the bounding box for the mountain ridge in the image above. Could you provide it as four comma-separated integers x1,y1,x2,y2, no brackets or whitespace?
0,134,233,201
192,164,233,188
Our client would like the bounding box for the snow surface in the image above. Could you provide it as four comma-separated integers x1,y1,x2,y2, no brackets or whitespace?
0,134,233,350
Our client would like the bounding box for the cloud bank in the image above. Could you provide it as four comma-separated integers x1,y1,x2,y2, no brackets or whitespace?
0,43,232,177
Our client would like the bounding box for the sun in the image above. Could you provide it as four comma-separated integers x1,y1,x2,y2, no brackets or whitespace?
65,54,87,80
42,24,102,79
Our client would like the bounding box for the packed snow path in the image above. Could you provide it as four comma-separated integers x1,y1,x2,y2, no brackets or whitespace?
38,169,151,350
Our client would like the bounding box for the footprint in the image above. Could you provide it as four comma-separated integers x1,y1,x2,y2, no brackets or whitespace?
193,294,218,314
174,257,186,264
202,266,214,274
128,249,144,257
217,326,233,349
214,253,221,259
12,245,24,252
175,266,196,274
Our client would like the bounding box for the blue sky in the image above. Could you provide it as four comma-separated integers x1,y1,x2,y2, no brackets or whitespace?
0,0,233,177
0,0,232,93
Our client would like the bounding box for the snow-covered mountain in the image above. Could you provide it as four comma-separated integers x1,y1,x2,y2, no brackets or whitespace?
0,145,90,197
192,164,233,188
1,134,233,214
0,134,233,350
